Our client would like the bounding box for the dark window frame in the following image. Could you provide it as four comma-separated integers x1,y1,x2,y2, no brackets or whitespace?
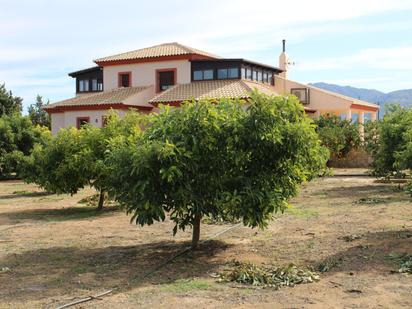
76,117,90,129
193,69,214,81
156,68,177,93
118,71,132,88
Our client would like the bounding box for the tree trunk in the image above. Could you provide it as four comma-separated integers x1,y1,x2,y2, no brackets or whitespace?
191,213,202,250
97,189,104,211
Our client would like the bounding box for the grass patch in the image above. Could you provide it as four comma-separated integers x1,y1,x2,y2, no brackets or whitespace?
355,197,387,205
78,193,117,207
284,206,318,218
315,257,344,273
339,234,362,242
71,265,89,274
218,260,319,289
162,279,212,293
311,191,328,198
387,253,412,274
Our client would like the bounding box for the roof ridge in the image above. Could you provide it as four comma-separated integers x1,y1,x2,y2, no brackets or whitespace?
94,42,179,62
172,42,194,53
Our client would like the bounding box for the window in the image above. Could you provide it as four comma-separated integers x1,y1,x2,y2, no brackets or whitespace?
102,116,108,127
91,79,98,91
217,68,228,79
203,70,213,80
194,70,203,81
193,69,213,81
229,68,238,78
246,68,252,80
263,72,268,83
157,69,175,92
79,80,89,92
217,67,238,80
76,117,90,129
241,67,246,79
269,73,274,85
118,72,131,87
97,80,103,91
291,88,310,104
257,71,263,82
252,70,257,81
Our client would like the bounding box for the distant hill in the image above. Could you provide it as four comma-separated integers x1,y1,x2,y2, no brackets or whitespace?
310,82,412,113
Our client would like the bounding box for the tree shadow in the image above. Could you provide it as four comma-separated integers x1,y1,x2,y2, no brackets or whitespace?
2,205,120,223
314,229,412,274
0,239,231,302
323,184,409,200
0,191,54,200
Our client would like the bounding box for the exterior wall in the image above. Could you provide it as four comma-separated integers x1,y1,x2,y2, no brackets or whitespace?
103,60,191,91
64,110,127,129
274,76,351,114
50,109,128,135
51,113,65,135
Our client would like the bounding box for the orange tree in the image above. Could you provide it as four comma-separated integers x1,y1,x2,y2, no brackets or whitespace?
20,112,146,210
108,93,328,249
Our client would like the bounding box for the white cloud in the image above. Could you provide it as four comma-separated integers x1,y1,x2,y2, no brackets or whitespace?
297,46,412,71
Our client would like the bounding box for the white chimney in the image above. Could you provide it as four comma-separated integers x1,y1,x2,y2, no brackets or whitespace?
279,39,289,79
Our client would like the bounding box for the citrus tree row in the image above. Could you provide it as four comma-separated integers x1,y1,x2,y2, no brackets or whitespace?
20,92,328,249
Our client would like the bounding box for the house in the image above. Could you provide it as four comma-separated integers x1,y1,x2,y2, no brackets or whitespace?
44,41,379,135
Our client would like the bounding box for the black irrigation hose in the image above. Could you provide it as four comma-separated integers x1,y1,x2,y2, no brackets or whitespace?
55,222,243,309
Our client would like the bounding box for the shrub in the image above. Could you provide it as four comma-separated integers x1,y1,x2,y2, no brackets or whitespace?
314,115,360,159
0,115,50,178
370,104,412,176
21,111,146,209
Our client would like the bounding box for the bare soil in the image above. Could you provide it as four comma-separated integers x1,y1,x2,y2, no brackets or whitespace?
0,169,411,308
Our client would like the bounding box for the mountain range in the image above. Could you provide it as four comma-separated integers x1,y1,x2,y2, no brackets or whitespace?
310,82,412,113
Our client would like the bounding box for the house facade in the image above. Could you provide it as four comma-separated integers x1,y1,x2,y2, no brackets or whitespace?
45,41,379,135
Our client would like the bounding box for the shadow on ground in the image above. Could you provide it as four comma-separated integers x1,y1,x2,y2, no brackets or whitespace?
0,239,230,301
325,184,396,198
314,229,412,274
2,205,120,223
0,191,54,200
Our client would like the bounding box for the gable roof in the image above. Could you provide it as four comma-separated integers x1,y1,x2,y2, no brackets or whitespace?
149,80,279,104
44,86,153,111
94,42,220,64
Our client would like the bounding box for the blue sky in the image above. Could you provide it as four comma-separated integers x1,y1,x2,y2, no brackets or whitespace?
1,0,412,112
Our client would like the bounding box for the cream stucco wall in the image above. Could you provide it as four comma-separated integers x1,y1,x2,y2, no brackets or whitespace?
103,60,191,91
50,109,128,135
274,76,352,114
51,113,65,135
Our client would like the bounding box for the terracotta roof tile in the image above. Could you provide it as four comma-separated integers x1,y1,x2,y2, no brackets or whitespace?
45,86,152,109
149,80,279,103
95,42,220,63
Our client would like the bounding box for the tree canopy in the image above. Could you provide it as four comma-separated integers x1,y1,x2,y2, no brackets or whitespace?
314,115,360,159
0,83,22,116
28,95,51,128
370,104,412,176
108,93,328,248
0,115,50,178
21,111,146,209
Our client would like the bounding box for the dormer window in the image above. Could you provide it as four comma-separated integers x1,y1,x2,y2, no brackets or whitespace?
79,80,89,92
118,72,131,87
193,69,213,81
217,68,238,80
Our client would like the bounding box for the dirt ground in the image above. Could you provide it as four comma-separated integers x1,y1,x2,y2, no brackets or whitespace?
0,169,411,309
